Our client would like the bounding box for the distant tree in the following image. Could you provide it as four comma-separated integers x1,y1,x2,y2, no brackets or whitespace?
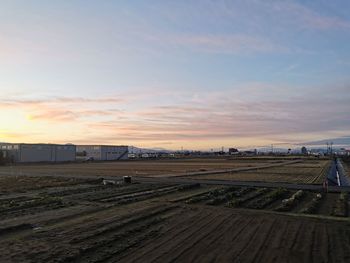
229,148,239,155
301,146,308,155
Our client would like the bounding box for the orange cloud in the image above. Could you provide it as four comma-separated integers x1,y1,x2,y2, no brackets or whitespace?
1,83,350,150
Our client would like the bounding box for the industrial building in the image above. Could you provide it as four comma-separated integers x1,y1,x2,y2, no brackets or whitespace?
76,145,128,161
0,143,76,163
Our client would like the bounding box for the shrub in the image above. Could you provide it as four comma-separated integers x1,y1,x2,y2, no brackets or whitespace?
247,188,287,209
275,190,304,212
226,188,269,208
300,193,323,214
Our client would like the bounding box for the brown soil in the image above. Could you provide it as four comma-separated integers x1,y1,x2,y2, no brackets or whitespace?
191,159,331,184
291,191,315,213
118,206,350,263
317,193,339,216
0,175,349,263
0,158,274,178
0,175,87,193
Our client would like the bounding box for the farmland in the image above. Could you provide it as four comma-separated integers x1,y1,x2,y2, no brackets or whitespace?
0,157,330,184
0,175,86,194
0,157,286,177
189,159,331,184
342,157,350,177
1,156,350,262
1,174,350,262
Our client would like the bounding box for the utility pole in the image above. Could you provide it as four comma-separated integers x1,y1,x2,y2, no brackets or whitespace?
330,142,333,155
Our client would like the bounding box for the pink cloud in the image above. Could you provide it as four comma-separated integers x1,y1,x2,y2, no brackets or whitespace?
29,110,77,122
145,32,287,54
0,96,125,123
1,96,124,107
1,82,350,148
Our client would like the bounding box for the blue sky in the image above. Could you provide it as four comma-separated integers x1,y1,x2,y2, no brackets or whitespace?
1,0,350,149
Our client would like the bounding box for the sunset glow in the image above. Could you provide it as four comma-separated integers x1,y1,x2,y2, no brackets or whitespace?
1,1,350,150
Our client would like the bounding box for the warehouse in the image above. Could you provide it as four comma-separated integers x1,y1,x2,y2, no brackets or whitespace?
76,145,128,161
0,143,76,163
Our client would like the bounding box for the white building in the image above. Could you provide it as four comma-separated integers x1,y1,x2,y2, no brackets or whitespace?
0,143,76,163
128,153,137,159
76,145,128,161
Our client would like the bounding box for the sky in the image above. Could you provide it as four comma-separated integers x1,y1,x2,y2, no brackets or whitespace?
1,0,350,150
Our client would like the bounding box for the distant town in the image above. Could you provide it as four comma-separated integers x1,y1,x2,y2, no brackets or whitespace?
1,142,349,164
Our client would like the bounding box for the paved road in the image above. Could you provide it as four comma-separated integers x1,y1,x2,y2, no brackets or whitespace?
336,158,350,186
327,159,350,187
327,161,339,186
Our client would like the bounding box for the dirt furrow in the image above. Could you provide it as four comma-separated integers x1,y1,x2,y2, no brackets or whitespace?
254,219,289,262
311,223,329,263
118,209,219,262
221,217,262,260
213,216,256,262
190,215,247,262
291,222,316,262
69,205,178,244
117,208,210,262
241,218,278,262
166,212,235,262
233,218,276,262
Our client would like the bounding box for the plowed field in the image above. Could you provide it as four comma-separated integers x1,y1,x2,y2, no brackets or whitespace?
1,176,350,263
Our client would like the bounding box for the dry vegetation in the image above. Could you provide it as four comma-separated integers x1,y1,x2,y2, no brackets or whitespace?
0,157,330,184
342,157,350,177
0,158,276,177
190,159,331,184
0,175,87,194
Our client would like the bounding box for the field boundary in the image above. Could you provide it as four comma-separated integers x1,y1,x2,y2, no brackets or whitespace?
135,176,350,192
170,159,303,178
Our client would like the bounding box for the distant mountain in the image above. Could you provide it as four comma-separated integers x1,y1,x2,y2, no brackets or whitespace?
301,136,350,146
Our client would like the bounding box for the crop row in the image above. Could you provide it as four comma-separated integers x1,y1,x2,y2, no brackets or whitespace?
274,190,305,212
96,183,201,204
185,186,350,218
332,192,348,217
185,187,240,204
299,193,323,214
244,188,288,209
0,195,64,213
226,188,269,208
